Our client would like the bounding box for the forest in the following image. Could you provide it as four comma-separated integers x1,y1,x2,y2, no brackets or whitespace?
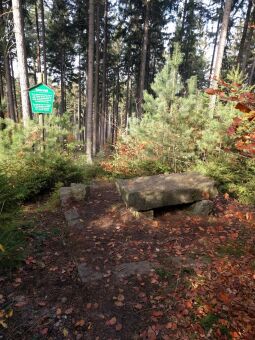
1,0,255,338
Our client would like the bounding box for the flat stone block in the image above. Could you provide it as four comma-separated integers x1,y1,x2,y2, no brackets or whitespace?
188,200,214,216
60,187,72,205
71,183,90,201
116,172,218,211
78,264,104,283
114,261,154,279
67,219,84,229
64,207,80,222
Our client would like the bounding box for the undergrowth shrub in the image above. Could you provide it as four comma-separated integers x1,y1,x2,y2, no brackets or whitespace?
195,153,255,204
104,45,239,178
0,114,92,271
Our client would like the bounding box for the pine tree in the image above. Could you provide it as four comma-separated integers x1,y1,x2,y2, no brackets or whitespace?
86,0,94,163
12,0,31,126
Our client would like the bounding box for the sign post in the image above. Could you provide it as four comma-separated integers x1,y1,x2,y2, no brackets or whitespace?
29,83,55,147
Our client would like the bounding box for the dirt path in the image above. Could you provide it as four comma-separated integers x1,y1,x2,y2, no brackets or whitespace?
1,181,255,339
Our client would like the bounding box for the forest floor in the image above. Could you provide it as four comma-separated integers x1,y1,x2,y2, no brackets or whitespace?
1,181,255,340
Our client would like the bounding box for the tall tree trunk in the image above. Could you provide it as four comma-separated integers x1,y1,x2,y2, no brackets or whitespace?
241,4,255,74
237,0,253,67
93,1,100,154
248,57,255,84
179,0,188,42
114,66,120,144
137,0,150,118
209,1,223,84
10,56,18,120
86,0,94,163
210,0,233,113
12,0,31,126
0,69,3,106
4,52,15,120
39,0,47,84
0,0,15,120
101,0,108,145
60,49,65,114
35,1,41,74
78,52,82,141
125,69,130,130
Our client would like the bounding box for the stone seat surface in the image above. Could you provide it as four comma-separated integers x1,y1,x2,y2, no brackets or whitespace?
116,172,218,211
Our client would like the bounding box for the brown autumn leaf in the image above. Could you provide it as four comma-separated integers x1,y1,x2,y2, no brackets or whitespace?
117,294,125,302
151,310,163,317
218,292,231,304
115,323,122,331
134,303,142,310
235,102,251,113
40,328,48,335
165,322,177,330
114,301,124,307
75,319,85,327
65,308,73,315
106,317,117,326
56,308,62,316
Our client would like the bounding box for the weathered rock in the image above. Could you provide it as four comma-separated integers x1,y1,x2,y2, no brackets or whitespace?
188,200,214,216
71,183,90,201
59,187,72,206
78,264,104,283
116,172,218,211
67,219,84,229
64,207,80,222
114,261,154,279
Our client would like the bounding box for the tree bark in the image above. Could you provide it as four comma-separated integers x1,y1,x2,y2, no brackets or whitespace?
10,55,18,120
125,69,130,130
209,1,223,84
4,52,15,120
0,0,15,120
60,49,65,114
39,0,47,84
241,4,255,73
86,0,94,163
35,1,41,74
210,0,233,113
101,0,108,145
12,0,31,126
93,1,100,154
248,57,255,84
237,0,253,67
137,0,150,118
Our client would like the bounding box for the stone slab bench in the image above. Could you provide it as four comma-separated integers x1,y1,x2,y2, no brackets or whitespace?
116,172,218,213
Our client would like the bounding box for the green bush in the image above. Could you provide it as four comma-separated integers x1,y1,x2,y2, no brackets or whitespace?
0,152,85,202
195,153,255,205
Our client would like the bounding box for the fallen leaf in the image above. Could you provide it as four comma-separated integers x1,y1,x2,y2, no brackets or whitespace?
218,292,231,304
40,328,48,335
75,319,85,327
165,322,177,330
114,301,124,307
65,308,73,315
134,303,143,310
115,323,122,331
106,317,117,326
117,294,125,302
63,328,69,337
56,308,62,316
151,310,163,317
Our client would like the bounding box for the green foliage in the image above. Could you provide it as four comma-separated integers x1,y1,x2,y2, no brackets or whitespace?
200,313,219,332
0,215,26,271
0,114,96,271
195,153,255,204
111,44,210,175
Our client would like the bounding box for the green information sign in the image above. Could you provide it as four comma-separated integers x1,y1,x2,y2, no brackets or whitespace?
29,83,55,114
